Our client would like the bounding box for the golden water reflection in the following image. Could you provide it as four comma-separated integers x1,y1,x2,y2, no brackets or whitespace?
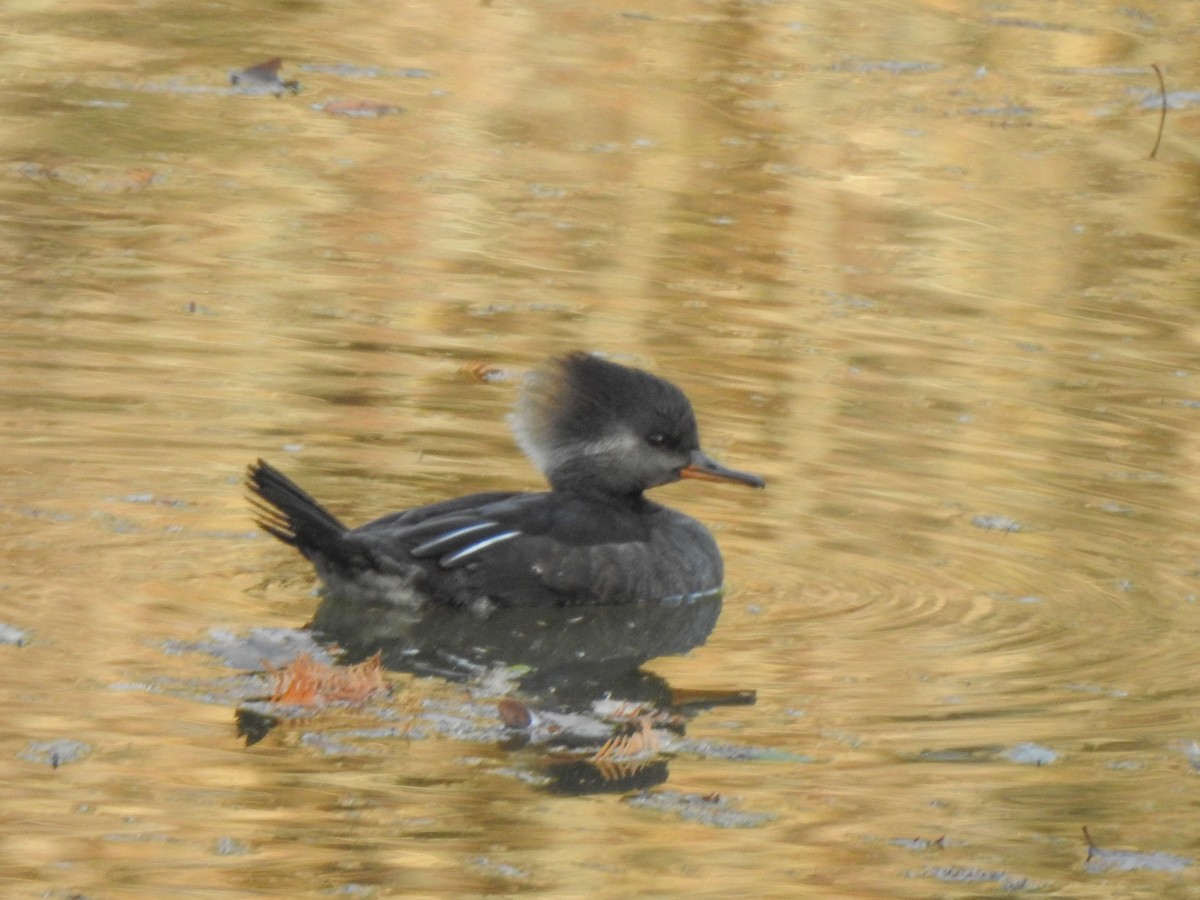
2,0,1199,897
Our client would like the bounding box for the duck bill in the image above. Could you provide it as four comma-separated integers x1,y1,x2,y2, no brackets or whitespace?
680,450,765,489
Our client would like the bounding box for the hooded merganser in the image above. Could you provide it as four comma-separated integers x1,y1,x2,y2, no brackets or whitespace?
246,352,763,616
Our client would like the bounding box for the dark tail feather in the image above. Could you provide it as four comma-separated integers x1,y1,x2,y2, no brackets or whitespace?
246,459,348,558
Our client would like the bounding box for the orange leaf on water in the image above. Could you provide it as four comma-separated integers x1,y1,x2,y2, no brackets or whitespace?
267,652,387,706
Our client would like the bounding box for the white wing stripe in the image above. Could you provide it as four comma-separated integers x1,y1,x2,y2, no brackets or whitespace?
411,521,496,556
440,531,520,566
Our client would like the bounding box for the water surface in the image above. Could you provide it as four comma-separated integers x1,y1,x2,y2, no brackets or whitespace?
3,0,1200,897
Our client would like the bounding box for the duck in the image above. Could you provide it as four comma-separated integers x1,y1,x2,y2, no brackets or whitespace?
246,351,763,617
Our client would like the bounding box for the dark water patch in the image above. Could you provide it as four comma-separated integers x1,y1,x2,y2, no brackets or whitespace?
113,492,190,508
100,76,274,97
823,291,878,311
625,789,775,828
299,727,408,756
466,855,532,883
20,739,92,768
9,505,76,523
911,865,1038,890
829,59,942,75
970,514,1025,533
890,835,945,851
298,63,435,80
103,831,177,844
673,737,813,763
1135,89,1200,110
912,746,1004,763
12,160,164,192
960,105,1035,118
912,742,1057,765
92,511,146,534
1083,828,1192,874
214,836,252,856
314,100,405,118
163,626,331,670
540,758,670,796
1048,66,1161,77
10,495,255,541
114,673,272,707
986,17,1093,34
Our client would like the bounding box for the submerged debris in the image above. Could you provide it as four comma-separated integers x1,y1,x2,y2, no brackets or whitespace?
591,717,663,764
1083,827,1192,873
497,698,534,729
20,739,92,768
266,651,388,706
229,58,300,95
234,657,398,748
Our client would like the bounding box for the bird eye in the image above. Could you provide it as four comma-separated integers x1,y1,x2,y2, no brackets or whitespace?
645,433,668,448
